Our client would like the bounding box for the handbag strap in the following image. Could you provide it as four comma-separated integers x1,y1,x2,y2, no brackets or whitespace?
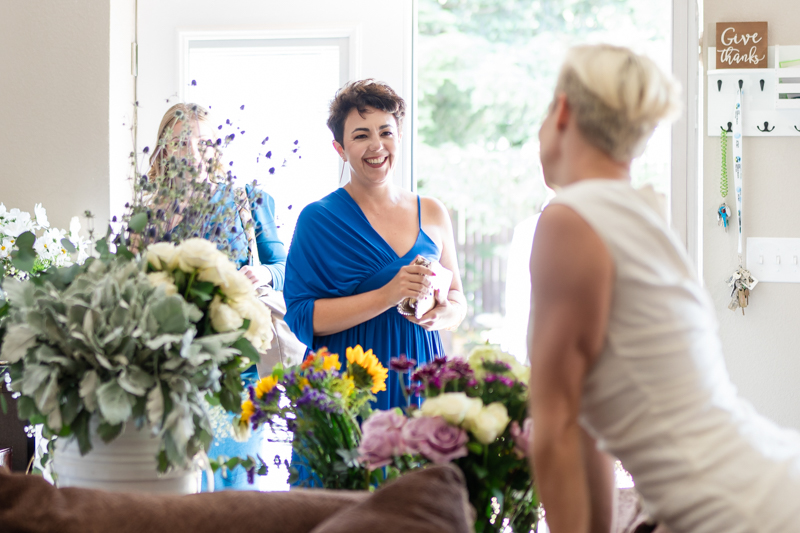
235,188,260,267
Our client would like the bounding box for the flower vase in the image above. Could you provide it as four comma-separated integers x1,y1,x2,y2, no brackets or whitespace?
52,422,205,494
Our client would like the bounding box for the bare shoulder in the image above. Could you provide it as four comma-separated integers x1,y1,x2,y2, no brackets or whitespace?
419,195,451,226
531,204,613,300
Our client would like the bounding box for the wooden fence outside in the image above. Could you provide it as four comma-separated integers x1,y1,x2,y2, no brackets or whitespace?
451,210,513,320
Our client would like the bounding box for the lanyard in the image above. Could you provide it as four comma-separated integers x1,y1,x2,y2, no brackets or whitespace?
732,87,744,257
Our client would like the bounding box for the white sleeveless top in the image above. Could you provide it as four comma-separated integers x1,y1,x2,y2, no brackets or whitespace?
550,179,800,533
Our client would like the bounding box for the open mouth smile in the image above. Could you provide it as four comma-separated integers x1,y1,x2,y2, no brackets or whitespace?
364,156,388,168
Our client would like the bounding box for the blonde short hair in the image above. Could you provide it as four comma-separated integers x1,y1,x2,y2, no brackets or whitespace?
555,44,681,161
147,103,212,180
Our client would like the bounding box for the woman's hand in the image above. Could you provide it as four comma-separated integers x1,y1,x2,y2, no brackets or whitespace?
404,289,463,331
239,265,273,288
380,256,433,307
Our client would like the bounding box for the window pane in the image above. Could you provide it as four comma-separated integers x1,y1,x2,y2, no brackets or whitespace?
416,0,672,359
187,43,343,246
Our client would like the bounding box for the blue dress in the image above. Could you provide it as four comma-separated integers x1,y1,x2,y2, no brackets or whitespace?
284,188,445,411
202,186,287,491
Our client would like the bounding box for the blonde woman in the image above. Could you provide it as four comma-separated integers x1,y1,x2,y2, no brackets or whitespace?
145,103,286,289
529,45,800,533
146,104,288,490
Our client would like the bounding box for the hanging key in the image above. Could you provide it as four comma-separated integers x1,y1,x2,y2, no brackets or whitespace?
717,203,731,232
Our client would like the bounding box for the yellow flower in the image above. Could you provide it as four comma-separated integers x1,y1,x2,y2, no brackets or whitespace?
240,399,256,421
255,375,278,399
299,378,310,390
345,345,388,394
338,374,355,397
322,353,342,372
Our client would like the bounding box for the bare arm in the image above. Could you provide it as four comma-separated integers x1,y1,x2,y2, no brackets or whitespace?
313,262,433,337
528,204,614,533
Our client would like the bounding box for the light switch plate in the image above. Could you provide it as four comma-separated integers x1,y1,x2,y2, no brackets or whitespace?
746,238,800,283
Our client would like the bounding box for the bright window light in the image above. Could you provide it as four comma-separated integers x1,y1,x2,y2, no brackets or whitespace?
186,41,344,247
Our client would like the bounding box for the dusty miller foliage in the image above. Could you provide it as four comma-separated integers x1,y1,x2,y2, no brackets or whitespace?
1,254,257,473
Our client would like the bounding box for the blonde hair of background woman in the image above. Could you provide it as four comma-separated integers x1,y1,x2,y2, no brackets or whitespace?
146,102,216,180
554,44,682,162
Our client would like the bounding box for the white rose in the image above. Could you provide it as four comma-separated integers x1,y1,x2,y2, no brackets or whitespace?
170,238,220,272
420,392,483,427
146,242,178,271
221,269,256,299
147,271,178,296
232,296,273,350
209,295,244,333
197,254,238,287
466,402,511,445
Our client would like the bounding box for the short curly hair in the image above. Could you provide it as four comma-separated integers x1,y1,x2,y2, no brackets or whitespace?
327,79,406,145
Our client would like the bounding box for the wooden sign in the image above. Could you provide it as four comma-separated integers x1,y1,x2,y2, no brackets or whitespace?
716,22,768,68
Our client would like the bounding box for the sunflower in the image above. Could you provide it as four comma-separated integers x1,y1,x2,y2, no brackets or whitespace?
240,399,256,422
345,345,388,394
255,375,279,399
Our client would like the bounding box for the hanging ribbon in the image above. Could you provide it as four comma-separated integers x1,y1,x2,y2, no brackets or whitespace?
732,85,744,258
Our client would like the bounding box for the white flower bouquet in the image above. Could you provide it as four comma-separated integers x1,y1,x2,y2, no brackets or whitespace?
0,203,90,279
0,237,271,473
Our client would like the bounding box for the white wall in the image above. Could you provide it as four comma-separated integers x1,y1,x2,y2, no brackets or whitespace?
109,0,137,222
0,1,112,231
135,0,414,190
704,1,800,429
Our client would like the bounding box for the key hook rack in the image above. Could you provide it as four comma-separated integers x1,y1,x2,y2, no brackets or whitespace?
708,45,800,137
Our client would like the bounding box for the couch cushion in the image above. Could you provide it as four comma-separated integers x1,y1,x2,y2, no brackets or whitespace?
310,465,474,533
0,468,367,533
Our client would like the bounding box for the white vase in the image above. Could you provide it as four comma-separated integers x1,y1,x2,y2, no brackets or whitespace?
52,422,204,494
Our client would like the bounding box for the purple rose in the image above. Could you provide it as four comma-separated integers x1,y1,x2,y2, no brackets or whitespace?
401,416,468,464
509,418,534,459
358,410,408,470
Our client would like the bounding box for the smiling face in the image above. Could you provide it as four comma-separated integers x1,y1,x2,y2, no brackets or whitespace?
335,106,401,186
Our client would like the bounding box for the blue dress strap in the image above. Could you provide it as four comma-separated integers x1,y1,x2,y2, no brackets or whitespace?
417,195,421,229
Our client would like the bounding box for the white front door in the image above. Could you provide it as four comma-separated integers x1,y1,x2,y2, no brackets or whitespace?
136,0,414,245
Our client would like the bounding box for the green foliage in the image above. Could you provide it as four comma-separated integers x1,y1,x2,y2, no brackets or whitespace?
0,252,256,473
416,0,671,232
10,232,36,273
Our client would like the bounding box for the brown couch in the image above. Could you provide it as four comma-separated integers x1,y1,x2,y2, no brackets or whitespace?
0,465,474,533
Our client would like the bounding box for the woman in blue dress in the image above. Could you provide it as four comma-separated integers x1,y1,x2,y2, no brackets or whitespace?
147,103,287,490
284,80,466,411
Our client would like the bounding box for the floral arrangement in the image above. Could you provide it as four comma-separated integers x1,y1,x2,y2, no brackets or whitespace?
237,345,389,489
0,203,90,280
0,238,269,474
241,343,537,531
358,346,538,532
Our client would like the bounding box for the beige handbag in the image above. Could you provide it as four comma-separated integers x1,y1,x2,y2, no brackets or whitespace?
237,190,307,375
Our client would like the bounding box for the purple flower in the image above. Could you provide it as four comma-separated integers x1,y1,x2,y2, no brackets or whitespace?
509,418,534,459
296,388,339,414
390,354,417,372
411,365,437,383
484,374,515,388
358,410,408,470
446,359,474,378
401,416,468,464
